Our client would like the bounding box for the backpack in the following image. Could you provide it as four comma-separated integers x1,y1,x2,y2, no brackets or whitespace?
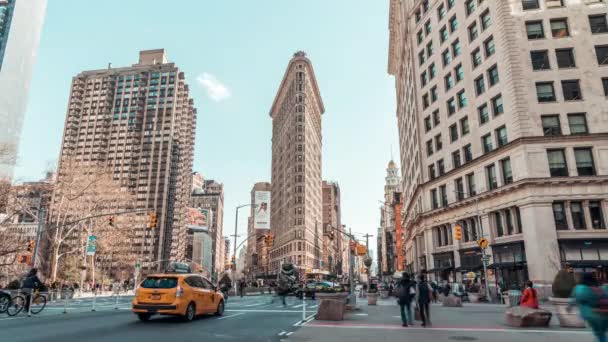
418,282,431,302
591,287,608,312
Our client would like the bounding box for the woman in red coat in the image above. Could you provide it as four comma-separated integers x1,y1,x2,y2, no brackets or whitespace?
520,280,539,309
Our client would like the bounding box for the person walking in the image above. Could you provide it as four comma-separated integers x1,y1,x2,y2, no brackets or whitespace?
417,274,432,327
574,272,608,342
21,268,42,312
520,280,539,309
396,272,415,327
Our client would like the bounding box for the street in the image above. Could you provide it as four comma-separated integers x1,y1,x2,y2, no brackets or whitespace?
0,294,316,342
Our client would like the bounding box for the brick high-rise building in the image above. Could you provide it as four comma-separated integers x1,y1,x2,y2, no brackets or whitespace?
190,179,225,276
322,181,342,275
269,52,325,273
388,0,608,294
245,182,271,278
56,49,196,269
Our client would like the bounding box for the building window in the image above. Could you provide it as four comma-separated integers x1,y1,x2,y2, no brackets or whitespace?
450,124,459,142
475,76,486,95
447,98,456,115
522,0,540,10
431,86,438,102
425,20,432,35
547,149,568,177
427,42,434,58
487,164,498,190
496,125,508,147
571,202,586,230
455,64,464,82
419,51,426,66
492,95,504,116
466,0,476,15
574,148,595,176
447,0,455,9
536,82,556,102
550,18,570,38
435,134,443,151
501,158,513,184
531,50,550,70
568,113,588,134
482,134,493,154
589,14,608,34
443,50,452,66
420,71,428,87
432,110,440,126
466,173,476,196
437,4,446,20
455,178,465,200
595,45,608,65
541,115,561,136
417,30,424,45
472,48,482,68
495,211,504,236
440,185,448,207
457,91,467,108
553,202,568,230
526,21,544,39
426,140,434,156
424,116,432,132
431,189,438,209
480,10,491,30
463,144,473,163
445,74,454,90
440,26,449,43
429,164,436,180
423,94,430,108
478,103,489,124
488,65,499,86
452,150,462,168
438,159,445,175
429,63,437,78
449,16,458,32
562,80,582,101
469,23,479,42
589,201,606,229
484,37,495,57
602,78,608,96
452,40,461,57
556,48,575,68
460,116,470,135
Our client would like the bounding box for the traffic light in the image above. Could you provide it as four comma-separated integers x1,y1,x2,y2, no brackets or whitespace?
108,216,115,226
231,255,236,264
18,254,31,264
454,224,462,240
267,234,275,247
148,212,157,229
26,240,35,253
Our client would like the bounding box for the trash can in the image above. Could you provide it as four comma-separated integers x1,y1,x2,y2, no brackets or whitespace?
508,290,522,307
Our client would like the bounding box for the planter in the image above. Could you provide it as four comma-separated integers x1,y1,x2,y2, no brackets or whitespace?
550,297,586,328
316,292,348,303
316,292,349,321
468,293,480,303
379,290,389,299
367,292,378,305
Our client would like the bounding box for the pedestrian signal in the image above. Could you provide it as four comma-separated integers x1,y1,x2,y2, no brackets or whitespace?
454,224,462,240
26,240,35,252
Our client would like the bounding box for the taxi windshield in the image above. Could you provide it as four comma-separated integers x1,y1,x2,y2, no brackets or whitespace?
141,277,178,289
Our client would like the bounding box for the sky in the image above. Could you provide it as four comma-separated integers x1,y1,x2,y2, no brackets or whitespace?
15,0,399,259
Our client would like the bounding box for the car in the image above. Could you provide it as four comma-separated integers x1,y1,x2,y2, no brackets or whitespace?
132,270,224,322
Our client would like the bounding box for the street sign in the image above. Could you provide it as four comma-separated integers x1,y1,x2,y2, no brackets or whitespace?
86,235,97,256
477,238,489,249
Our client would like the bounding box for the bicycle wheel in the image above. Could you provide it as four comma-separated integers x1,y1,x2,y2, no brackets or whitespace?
6,295,25,316
30,294,46,314
0,294,10,313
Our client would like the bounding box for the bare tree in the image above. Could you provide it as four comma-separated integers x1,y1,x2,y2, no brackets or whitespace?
46,159,140,282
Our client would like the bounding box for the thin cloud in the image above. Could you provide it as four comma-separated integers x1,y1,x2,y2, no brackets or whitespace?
197,73,231,102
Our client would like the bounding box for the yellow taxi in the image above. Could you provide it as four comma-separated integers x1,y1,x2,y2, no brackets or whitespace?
132,263,225,322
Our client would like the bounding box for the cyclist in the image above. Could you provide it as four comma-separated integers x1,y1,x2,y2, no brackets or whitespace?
21,268,42,311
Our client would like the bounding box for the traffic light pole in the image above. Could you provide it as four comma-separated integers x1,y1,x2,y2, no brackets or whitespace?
27,205,44,317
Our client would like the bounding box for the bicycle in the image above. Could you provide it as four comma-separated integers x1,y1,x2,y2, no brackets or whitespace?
6,290,47,316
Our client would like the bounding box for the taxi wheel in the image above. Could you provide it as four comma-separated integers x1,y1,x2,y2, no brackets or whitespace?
215,300,224,316
183,303,196,322
137,313,152,322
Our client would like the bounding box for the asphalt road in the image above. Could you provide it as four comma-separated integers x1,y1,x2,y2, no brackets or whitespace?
0,295,316,342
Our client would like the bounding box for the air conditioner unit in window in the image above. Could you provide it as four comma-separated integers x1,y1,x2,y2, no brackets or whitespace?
546,0,564,7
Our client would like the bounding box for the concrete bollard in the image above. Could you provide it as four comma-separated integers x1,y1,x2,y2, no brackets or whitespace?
63,292,69,314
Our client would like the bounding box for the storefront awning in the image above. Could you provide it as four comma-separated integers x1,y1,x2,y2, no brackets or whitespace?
487,261,526,269
564,260,608,268
455,265,483,272
428,266,454,273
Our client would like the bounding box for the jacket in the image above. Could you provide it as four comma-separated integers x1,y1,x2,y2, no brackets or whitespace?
396,280,414,305
574,284,608,326
520,287,539,309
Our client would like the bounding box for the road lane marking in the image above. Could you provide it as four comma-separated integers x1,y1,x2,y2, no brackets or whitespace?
278,331,286,336
354,313,368,316
218,313,245,320
226,309,302,313
294,313,316,326
244,303,264,307
293,304,304,308
286,332,293,336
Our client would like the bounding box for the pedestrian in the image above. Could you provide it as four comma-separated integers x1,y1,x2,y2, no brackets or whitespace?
21,268,42,312
574,272,608,342
417,274,432,327
396,272,415,327
239,280,246,298
520,280,539,309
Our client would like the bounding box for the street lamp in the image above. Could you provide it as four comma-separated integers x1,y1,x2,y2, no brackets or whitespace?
452,189,492,302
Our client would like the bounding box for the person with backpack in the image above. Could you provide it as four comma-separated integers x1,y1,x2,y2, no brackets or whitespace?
396,272,415,327
21,268,42,312
520,280,539,309
416,274,432,327
574,272,608,342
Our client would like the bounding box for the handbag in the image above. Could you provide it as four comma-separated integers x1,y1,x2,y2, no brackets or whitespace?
414,303,421,321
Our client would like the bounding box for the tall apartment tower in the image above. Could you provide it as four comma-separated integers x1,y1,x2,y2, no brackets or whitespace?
269,52,325,273
379,160,400,277
57,49,196,268
0,0,47,179
245,182,271,278
190,179,225,276
389,0,608,292
322,181,342,275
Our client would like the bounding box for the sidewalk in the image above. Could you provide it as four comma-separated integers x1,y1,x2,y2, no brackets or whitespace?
286,297,593,342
